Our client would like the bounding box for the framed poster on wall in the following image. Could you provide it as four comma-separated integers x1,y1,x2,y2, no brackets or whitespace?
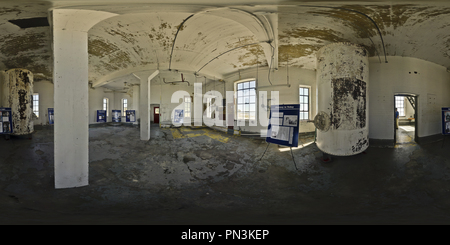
112,110,121,122
0,108,13,134
97,110,106,122
266,104,300,147
126,110,135,122
442,107,450,135
48,108,54,125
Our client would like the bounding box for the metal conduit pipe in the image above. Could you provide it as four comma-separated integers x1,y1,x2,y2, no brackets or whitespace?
169,7,274,71
258,84,291,89
294,4,388,63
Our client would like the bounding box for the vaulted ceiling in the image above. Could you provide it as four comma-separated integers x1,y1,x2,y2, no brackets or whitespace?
1,1,450,89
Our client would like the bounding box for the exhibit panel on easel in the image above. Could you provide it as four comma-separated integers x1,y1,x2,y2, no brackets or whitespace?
126,110,135,122
266,104,300,147
97,110,106,123
48,108,54,125
0,108,13,134
112,110,121,122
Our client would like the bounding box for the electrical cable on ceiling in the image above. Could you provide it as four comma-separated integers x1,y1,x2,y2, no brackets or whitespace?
169,14,195,71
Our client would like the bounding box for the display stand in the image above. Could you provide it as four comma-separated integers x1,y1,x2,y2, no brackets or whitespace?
126,110,136,122
97,110,106,123
0,108,13,140
48,108,54,125
260,104,301,170
259,143,298,170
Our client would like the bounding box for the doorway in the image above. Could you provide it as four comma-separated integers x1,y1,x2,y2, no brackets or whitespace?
154,107,160,124
394,94,418,144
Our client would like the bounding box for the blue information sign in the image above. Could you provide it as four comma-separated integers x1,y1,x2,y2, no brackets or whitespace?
126,110,135,122
442,107,450,135
174,109,184,124
266,104,300,147
97,110,107,122
48,108,54,125
48,108,55,125
112,110,121,122
0,108,13,134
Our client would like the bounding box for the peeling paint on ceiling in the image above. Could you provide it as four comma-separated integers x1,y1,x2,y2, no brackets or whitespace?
1,1,450,88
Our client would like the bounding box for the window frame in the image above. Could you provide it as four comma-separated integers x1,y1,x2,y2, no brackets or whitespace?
299,85,311,120
103,98,109,116
122,98,128,116
235,79,257,121
33,93,39,118
184,96,192,118
395,96,405,117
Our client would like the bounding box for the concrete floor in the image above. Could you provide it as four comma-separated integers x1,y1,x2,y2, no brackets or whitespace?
397,125,416,145
1,123,450,225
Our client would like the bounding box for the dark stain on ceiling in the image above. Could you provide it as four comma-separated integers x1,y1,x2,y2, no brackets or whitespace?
8,17,49,29
1,1,450,85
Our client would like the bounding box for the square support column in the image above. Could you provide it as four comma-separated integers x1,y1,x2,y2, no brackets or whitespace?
52,9,117,189
132,84,140,125
135,70,159,140
53,28,89,189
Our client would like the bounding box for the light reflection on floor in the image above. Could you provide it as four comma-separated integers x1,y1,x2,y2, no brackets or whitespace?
397,125,415,145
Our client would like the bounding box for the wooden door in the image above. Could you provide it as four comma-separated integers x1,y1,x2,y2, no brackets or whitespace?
154,107,160,123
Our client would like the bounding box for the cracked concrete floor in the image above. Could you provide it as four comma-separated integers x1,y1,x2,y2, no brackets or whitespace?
1,123,450,224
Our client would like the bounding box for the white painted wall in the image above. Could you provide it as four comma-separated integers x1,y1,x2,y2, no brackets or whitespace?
223,66,317,134
26,56,450,143
150,76,194,123
369,56,450,139
88,87,114,123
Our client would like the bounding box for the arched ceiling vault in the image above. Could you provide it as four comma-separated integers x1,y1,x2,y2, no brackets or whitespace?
1,1,450,89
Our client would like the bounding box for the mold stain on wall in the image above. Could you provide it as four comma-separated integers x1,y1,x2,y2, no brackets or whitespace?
330,77,366,131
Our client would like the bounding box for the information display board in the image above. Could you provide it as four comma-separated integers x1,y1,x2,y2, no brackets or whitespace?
174,109,184,124
126,110,135,122
442,107,450,135
266,104,300,147
112,110,121,122
48,108,54,125
97,110,106,122
0,108,13,134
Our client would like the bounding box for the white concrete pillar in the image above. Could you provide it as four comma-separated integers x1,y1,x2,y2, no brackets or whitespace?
52,9,117,189
132,84,140,125
134,70,159,140
315,42,369,156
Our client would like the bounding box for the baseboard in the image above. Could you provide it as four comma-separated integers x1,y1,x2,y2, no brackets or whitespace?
369,138,395,148
416,134,443,144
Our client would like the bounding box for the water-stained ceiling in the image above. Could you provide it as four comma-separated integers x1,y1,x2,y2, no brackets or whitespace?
1,1,450,89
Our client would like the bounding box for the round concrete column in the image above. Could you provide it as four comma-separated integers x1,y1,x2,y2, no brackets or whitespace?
315,42,369,156
2,69,34,135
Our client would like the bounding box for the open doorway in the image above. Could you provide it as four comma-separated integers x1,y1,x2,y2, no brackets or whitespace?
394,94,418,144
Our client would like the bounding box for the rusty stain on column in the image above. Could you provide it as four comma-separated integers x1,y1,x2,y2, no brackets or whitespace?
315,42,369,156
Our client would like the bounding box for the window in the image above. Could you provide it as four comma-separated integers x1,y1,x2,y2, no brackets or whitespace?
103,98,109,116
184,96,191,118
122,99,128,116
33,93,39,118
236,80,256,120
207,97,213,118
299,86,310,120
395,96,405,117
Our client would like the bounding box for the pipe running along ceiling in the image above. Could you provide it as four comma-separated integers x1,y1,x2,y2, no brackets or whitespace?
1,1,450,89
